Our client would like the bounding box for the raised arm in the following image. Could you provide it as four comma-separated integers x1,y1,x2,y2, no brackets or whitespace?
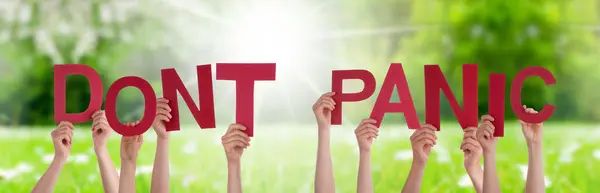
313,92,336,193
92,110,119,193
520,105,545,193
461,127,483,193
222,124,251,193
151,98,172,193
32,121,74,193
477,115,501,193
118,122,143,193
355,118,379,193
401,124,437,193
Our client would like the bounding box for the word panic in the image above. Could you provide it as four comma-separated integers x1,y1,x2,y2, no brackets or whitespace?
331,64,556,137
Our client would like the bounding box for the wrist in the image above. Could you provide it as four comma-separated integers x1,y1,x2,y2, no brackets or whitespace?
411,160,426,169
466,165,483,174
483,151,496,158
52,156,67,165
228,160,241,168
317,123,330,130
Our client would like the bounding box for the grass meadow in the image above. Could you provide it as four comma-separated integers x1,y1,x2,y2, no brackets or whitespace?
0,122,598,192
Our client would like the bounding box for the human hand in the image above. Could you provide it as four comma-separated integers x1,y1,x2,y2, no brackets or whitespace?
120,121,142,162
153,98,172,139
476,115,497,154
51,121,75,161
91,110,113,149
519,105,543,146
410,124,437,165
461,127,482,172
355,118,379,153
312,92,336,128
222,124,250,163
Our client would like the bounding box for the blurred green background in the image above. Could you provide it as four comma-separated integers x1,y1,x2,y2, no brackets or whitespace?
0,0,599,192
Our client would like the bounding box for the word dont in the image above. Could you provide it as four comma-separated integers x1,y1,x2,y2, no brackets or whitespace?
54,64,276,136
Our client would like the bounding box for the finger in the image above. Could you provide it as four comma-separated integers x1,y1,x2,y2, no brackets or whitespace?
156,114,170,123
356,123,378,133
322,92,335,97
463,127,477,133
224,141,248,149
483,126,493,139
226,130,250,140
91,110,105,119
413,133,437,145
357,118,377,128
93,116,107,124
226,124,247,134
420,124,438,132
419,138,435,147
58,122,75,130
461,138,479,149
321,102,335,111
320,99,335,109
357,128,378,138
157,98,169,103
463,130,477,140
157,109,172,119
416,127,437,138
92,121,110,130
481,114,495,122
222,136,250,146
462,144,478,152
157,102,172,112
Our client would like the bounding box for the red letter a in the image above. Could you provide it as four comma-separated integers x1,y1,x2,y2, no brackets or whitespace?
370,63,420,129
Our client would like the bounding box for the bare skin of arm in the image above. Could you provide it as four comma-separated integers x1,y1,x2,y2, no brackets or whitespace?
118,122,142,193
461,127,484,193
92,110,119,193
222,124,251,193
355,118,379,193
477,115,501,193
313,92,336,193
31,122,74,193
401,124,437,193
520,106,545,193
151,98,172,193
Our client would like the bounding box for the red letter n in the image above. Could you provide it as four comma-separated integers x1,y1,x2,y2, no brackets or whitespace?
424,64,478,130
161,65,216,132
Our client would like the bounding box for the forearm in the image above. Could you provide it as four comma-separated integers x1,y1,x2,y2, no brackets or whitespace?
401,162,425,193
466,167,484,193
315,127,335,193
118,161,137,193
151,137,170,193
357,151,373,193
483,152,501,193
227,161,242,193
525,143,545,193
32,158,65,193
95,148,119,193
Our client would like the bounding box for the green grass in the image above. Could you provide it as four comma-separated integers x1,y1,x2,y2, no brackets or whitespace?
0,122,598,192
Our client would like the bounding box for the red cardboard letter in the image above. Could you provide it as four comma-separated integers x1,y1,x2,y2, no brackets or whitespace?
331,70,376,125
424,64,478,130
105,76,157,136
161,65,216,131
489,74,506,137
53,64,103,123
370,63,420,128
510,66,556,123
216,63,276,137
